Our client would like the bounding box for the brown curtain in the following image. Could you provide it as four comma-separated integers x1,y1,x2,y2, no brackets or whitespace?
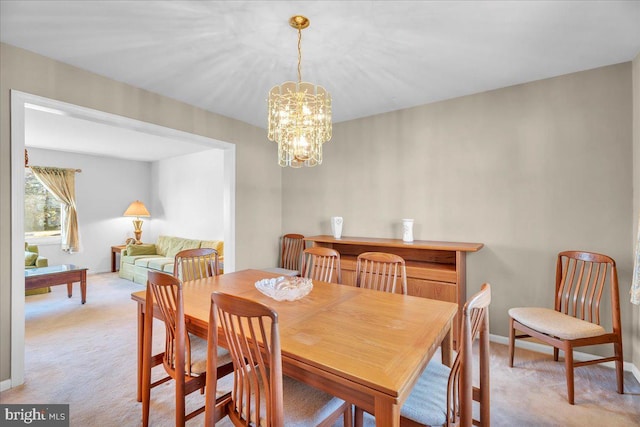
31,166,80,253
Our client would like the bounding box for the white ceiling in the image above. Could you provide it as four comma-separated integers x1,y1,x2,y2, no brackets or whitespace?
3,1,640,159
24,106,214,162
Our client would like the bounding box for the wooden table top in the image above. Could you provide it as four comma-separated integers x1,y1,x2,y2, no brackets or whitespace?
132,268,457,401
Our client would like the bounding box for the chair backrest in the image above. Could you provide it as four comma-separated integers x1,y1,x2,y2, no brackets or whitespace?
301,247,342,283
449,283,491,427
208,292,284,426
173,248,220,281
280,233,305,271
146,271,188,380
555,251,620,330
355,252,407,294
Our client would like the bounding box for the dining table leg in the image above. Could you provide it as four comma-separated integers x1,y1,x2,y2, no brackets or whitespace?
374,396,401,427
441,322,453,367
141,299,153,427
136,303,144,402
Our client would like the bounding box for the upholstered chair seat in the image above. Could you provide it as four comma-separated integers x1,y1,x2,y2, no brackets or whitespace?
399,360,451,426
508,307,606,340
186,334,231,375
242,373,350,427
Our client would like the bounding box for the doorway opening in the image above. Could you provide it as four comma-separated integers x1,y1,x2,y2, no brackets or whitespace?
9,90,236,388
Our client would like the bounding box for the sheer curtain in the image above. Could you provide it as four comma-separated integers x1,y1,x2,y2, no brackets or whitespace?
31,166,80,252
632,213,640,305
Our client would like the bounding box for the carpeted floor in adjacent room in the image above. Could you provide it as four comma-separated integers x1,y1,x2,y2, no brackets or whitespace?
1,273,639,426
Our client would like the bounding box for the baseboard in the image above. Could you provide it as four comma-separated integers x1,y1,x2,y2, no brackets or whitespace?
0,378,11,392
490,334,636,374
632,363,640,384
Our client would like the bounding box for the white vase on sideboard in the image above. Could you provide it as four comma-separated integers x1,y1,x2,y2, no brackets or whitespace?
331,216,343,239
402,219,414,242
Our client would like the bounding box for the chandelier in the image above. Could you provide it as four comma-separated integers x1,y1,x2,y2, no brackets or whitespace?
268,15,332,168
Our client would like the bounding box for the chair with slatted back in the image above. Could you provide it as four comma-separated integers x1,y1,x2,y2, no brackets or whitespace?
204,291,353,427
141,271,234,427
508,251,623,405
403,283,491,427
262,233,305,277
142,247,224,416
301,247,342,283
352,252,409,426
356,284,492,427
174,248,220,281
355,251,407,294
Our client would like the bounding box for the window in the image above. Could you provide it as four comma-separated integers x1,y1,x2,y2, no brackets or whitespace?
24,169,62,240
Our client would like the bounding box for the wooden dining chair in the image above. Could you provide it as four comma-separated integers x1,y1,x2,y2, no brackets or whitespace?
355,283,491,427
173,247,220,281
355,251,407,294
142,247,224,413
141,271,234,427
204,291,353,427
301,246,342,283
262,233,305,276
508,250,623,405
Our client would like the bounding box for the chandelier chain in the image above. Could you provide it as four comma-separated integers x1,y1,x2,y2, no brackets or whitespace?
297,27,302,83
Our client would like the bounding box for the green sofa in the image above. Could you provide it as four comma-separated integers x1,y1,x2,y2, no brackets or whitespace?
118,235,224,285
25,243,49,295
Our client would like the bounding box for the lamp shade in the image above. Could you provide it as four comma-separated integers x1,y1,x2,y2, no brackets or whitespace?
123,200,150,217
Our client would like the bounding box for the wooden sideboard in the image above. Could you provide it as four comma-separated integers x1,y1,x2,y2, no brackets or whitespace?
304,235,484,341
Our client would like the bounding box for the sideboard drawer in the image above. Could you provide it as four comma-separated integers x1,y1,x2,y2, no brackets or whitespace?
407,278,457,302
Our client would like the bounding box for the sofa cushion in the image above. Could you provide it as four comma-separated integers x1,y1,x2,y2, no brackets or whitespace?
169,239,201,259
200,240,224,258
25,243,39,254
25,251,38,266
147,258,175,272
155,236,175,257
126,243,157,256
122,254,163,266
134,257,169,268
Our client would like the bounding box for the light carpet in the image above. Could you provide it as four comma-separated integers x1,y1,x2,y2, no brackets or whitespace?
1,273,638,426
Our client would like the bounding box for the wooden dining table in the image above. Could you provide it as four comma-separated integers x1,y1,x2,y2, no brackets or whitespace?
131,269,458,427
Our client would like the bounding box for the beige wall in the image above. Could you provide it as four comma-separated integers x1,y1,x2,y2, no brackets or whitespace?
282,62,636,360
0,42,283,381
2,41,638,382
633,53,640,371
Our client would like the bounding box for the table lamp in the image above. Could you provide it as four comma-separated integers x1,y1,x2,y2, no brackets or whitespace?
123,200,150,243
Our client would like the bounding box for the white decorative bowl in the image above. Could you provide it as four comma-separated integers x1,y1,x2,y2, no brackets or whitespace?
255,276,313,301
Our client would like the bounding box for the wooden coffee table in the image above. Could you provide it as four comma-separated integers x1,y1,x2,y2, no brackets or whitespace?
25,264,88,304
